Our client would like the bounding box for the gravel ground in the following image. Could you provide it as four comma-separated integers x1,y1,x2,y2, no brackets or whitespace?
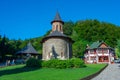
91,64,120,80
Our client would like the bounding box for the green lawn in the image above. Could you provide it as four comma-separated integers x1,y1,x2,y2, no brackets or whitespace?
0,64,106,80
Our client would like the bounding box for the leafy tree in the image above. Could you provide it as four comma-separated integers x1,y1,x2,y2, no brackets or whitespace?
116,40,120,58
74,19,120,47
71,30,79,41
1,20,120,61
0,35,9,60
72,40,89,58
63,21,74,36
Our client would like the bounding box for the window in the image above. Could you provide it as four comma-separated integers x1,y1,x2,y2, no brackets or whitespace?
53,25,55,31
90,56,96,60
90,50,94,54
60,25,62,31
56,25,58,30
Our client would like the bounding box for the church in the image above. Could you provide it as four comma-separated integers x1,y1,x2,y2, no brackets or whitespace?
41,12,73,60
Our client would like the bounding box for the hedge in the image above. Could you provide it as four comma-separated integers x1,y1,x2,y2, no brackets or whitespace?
26,58,86,69
26,58,42,68
42,58,86,69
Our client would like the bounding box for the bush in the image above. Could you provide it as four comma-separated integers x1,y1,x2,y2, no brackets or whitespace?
55,60,67,69
42,58,86,69
42,59,57,68
70,58,86,68
66,60,74,68
26,58,42,68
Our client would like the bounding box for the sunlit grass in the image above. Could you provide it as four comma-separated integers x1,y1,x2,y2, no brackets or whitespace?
0,64,106,80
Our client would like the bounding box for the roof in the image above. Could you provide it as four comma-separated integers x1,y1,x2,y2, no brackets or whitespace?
41,12,73,43
54,12,62,21
51,12,64,24
90,41,102,49
41,30,73,43
88,41,112,49
48,30,67,37
16,42,39,55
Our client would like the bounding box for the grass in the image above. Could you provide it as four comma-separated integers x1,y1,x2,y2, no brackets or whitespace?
0,64,106,80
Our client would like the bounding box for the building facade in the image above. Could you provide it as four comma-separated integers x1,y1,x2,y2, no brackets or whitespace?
84,41,115,64
41,12,72,60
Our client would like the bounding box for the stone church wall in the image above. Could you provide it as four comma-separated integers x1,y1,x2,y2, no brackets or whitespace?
42,37,71,60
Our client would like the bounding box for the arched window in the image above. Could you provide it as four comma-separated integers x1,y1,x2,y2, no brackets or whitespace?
56,25,58,31
60,25,62,31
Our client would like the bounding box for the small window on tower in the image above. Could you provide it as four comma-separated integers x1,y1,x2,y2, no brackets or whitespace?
56,25,58,31
60,25,62,31
53,25,55,31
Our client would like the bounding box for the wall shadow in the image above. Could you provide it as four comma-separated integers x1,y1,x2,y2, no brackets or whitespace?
0,66,39,76
52,46,58,59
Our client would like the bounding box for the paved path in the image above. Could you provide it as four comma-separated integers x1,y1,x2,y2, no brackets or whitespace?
91,64,120,80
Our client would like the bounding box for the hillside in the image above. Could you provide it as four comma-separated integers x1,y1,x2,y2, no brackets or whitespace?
0,19,120,60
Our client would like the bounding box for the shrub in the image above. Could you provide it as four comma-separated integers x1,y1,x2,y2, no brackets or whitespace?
26,58,42,68
66,60,74,68
42,58,86,69
71,58,86,68
55,60,67,69
42,59,58,68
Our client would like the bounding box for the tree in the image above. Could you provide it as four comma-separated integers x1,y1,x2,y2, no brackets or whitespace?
71,30,79,41
63,21,74,36
0,35,8,61
72,40,89,58
73,19,120,47
116,39,120,58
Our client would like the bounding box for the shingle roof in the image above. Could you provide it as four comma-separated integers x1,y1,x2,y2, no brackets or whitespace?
51,12,64,24
41,30,73,43
54,12,62,21
16,42,39,55
87,41,114,50
47,30,67,37
90,41,101,49
89,41,108,49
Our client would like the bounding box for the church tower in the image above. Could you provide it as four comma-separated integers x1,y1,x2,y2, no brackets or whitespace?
41,12,73,60
51,12,64,33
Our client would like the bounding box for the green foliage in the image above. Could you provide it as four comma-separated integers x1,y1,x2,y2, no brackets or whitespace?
63,21,74,36
71,30,79,41
72,40,89,58
55,60,67,69
42,59,57,68
1,19,120,61
26,58,42,68
0,36,14,61
115,39,120,58
42,58,86,69
71,58,86,68
74,19,120,47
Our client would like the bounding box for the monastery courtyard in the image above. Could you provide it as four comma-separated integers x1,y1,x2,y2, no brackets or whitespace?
92,63,120,80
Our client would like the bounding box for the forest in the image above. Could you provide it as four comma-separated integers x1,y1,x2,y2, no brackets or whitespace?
0,19,120,62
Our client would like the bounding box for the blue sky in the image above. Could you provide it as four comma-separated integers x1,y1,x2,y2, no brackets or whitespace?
0,0,120,40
